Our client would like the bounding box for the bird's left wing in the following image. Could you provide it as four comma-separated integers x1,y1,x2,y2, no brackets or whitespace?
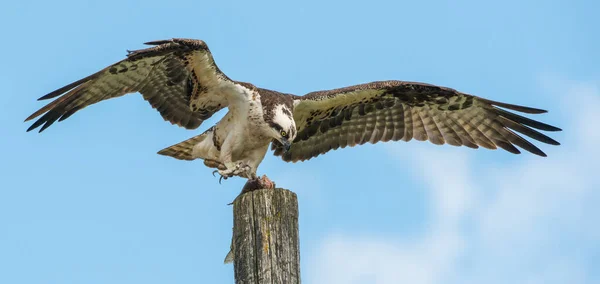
25,38,231,132
272,80,561,162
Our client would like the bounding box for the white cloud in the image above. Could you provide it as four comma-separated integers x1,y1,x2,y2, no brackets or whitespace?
311,232,465,284
309,78,600,284
309,146,475,284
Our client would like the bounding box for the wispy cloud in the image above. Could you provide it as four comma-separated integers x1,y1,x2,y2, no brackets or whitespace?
308,78,599,284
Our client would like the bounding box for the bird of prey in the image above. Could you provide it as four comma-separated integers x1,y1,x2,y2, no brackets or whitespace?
25,38,561,184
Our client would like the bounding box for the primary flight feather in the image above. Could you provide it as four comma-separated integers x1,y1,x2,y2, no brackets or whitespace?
26,38,561,182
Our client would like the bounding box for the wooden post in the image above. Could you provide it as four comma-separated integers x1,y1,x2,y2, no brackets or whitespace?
226,188,301,284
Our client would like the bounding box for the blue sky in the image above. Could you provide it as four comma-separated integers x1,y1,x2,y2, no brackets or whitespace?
1,0,598,283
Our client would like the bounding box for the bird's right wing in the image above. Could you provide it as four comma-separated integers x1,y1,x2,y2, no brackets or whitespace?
25,38,231,132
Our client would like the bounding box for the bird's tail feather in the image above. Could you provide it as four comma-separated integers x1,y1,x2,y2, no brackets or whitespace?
157,133,208,161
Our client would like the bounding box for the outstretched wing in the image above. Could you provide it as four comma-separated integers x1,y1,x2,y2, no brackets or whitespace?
272,80,561,162
25,38,231,132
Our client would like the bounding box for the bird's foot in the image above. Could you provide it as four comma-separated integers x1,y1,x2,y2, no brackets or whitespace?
212,161,251,183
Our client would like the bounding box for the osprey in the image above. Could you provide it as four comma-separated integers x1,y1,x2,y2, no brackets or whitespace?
25,38,561,183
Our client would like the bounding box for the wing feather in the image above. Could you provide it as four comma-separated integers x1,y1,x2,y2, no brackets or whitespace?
452,111,497,149
370,109,386,143
420,106,445,145
399,104,412,142
26,38,231,132
443,112,479,148
430,109,462,146
275,80,561,162
502,128,546,156
496,116,559,145
380,107,395,142
412,108,428,141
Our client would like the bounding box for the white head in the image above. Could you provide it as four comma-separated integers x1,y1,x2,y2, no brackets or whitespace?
267,104,297,151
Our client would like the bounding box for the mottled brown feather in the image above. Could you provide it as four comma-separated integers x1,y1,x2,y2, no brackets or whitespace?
443,112,479,148
157,132,208,160
26,38,230,133
274,80,561,162
429,107,461,146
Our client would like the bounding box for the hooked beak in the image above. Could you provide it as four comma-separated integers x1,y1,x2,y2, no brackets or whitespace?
282,140,291,152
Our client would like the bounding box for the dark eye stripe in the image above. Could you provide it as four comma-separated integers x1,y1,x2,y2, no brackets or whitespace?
269,122,283,131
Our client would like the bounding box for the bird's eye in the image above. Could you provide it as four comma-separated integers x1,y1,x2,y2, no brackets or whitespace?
280,130,287,137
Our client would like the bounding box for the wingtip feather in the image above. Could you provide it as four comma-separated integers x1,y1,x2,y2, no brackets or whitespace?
479,97,549,114
522,107,548,114
38,93,57,101
144,39,173,46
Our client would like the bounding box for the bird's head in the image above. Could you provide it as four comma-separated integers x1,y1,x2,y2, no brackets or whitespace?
267,104,297,152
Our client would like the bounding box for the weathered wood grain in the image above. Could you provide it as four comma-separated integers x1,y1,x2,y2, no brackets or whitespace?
228,188,301,284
